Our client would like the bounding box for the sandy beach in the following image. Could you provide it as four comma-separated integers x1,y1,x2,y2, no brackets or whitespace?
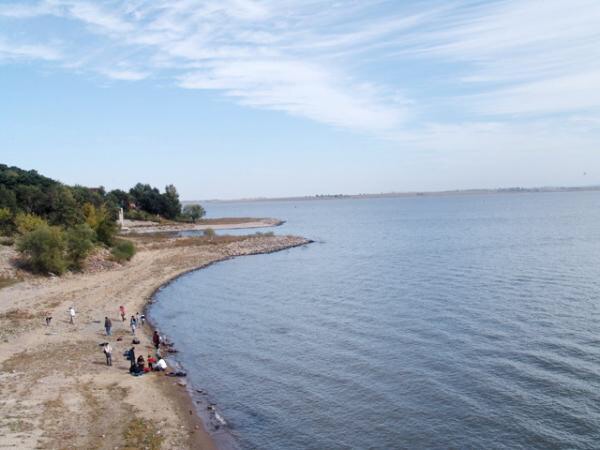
0,230,309,449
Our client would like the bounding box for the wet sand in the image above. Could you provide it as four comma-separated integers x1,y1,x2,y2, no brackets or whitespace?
0,232,309,449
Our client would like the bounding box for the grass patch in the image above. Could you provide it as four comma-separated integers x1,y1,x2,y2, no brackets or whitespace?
123,418,164,450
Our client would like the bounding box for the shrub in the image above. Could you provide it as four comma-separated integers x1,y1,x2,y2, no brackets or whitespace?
203,228,216,239
65,224,95,269
124,209,160,222
17,225,67,275
14,213,47,235
111,239,136,262
96,218,117,246
0,207,14,235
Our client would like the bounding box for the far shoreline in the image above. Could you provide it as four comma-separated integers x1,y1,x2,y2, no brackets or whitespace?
195,184,600,204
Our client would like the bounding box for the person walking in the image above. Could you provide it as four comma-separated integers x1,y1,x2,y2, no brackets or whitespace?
130,315,137,335
119,305,126,322
103,342,112,366
104,316,112,336
45,313,52,326
68,306,76,324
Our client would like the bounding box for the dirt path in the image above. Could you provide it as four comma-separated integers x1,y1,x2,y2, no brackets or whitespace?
0,234,309,449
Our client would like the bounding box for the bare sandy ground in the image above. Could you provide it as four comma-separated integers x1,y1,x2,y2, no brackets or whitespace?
0,234,309,449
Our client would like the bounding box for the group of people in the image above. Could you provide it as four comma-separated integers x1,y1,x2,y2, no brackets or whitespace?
129,312,145,335
101,305,167,376
126,347,168,374
43,306,75,326
104,307,145,337
126,347,168,375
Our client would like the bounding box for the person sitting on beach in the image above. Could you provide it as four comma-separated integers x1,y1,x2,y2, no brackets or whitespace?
137,355,145,369
154,358,167,371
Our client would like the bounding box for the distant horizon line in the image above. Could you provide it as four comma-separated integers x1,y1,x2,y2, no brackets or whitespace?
185,184,600,204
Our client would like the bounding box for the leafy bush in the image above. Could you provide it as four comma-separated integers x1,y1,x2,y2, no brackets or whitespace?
124,209,160,222
14,213,47,235
65,224,95,269
203,228,216,239
17,225,67,275
111,239,136,262
96,218,117,246
0,207,14,235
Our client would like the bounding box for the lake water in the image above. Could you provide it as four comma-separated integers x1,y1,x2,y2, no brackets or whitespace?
150,192,600,449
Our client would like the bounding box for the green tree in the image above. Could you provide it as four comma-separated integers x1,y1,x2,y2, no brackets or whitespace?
106,189,133,211
0,185,17,211
65,224,95,269
161,184,182,220
182,204,205,222
129,183,163,215
17,225,67,274
0,208,14,235
46,185,82,227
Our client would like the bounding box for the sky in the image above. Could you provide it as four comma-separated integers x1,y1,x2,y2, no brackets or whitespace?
1,0,600,200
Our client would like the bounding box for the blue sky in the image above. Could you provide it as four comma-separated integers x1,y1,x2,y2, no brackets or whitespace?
1,0,599,199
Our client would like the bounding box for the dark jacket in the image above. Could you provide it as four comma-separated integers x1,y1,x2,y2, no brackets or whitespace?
105,318,112,328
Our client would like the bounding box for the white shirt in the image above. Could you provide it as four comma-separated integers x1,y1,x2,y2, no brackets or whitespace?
69,308,75,317
156,359,167,370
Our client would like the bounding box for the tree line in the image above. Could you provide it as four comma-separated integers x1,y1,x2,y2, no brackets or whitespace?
0,164,205,274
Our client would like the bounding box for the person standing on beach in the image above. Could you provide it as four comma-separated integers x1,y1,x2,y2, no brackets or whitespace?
68,306,75,324
152,330,160,349
45,313,52,326
119,305,126,322
103,342,112,366
130,315,137,335
104,316,112,336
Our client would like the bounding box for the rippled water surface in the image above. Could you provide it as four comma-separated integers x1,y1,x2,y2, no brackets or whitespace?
150,192,600,449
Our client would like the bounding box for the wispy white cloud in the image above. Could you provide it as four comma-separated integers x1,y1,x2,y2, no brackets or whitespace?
100,68,149,81
1,0,600,140
0,39,61,61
